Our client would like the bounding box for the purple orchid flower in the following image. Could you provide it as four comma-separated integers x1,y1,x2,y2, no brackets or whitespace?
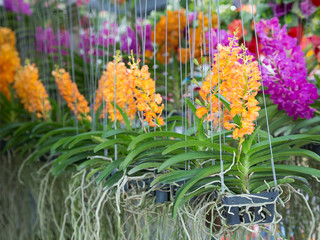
4,0,32,15
257,17,318,120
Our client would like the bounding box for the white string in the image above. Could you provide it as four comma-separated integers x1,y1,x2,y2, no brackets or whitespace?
68,1,79,134
250,0,277,189
215,0,225,193
164,0,168,132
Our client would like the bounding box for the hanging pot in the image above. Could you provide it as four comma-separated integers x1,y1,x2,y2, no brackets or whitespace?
155,183,170,203
221,191,278,226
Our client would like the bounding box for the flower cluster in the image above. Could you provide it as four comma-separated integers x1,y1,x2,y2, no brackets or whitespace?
79,21,117,60
178,11,216,64
0,28,21,100
128,56,164,127
196,38,261,139
268,2,293,18
95,52,136,122
205,28,234,55
152,10,187,63
35,27,70,55
4,0,32,16
153,10,217,64
0,27,16,47
52,68,91,121
301,35,320,61
95,52,164,127
77,0,89,7
13,63,51,119
228,19,247,39
256,17,318,120
300,0,316,18
121,21,153,58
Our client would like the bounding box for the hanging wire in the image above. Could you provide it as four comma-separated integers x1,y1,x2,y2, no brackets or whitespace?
215,0,225,193
68,1,79,133
113,1,118,162
250,0,278,189
164,0,168,132
238,0,260,142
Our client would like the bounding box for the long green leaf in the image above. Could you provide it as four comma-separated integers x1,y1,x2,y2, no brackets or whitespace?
151,169,203,186
128,162,162,175
158,151,233,172
102,171,124,189
94,139,130,153
173,164,230,217
249,149,320,166
252,178,295,193
66,131,102,149
96,159,122,184
128,131,193,150
119,140,180,171
53,153,90,175
37,127,78,146
111,103,132,131
248,134,320,156
162,140,236,155
249,164,320,178
53,145,96,165
102,129,139,138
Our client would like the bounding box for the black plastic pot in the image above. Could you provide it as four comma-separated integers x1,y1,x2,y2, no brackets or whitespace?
221,191,278,225
124,177,153,192
0,139,7,152
155,184,170,203
304,143,320,155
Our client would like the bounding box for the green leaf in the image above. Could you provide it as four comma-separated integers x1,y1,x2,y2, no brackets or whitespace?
291,116,320,134
53,145,96,165
14,122,39,137
53,153,90,175
158,151,233,172
173,164,230,217
37,127,78,146
119,140,180,171
96,159,122,184
162,140,236,155
102,129,139,138
127,131,193,150
248,134,320,157
305,126,320,135
314,74,320,88
291,181,314,196
252,178,295,193
0,122,24,138
25,145,52,163
51,136,74,153
31,122,62,136
186,99,200,127
94,139,130,153
214,93,241,125
151,169,203,186
66,131,102,149
249,149,320,166
128,162,162,175
102,171,124,189
242,127,260,154
77,158,110,170
86,167,106,181
111,102,132,130
249,164,320,178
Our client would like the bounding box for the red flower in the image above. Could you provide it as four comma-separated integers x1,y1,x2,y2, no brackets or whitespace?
246,36,261,56
288,25,304,44
311,0,320,7
228,19,247,39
